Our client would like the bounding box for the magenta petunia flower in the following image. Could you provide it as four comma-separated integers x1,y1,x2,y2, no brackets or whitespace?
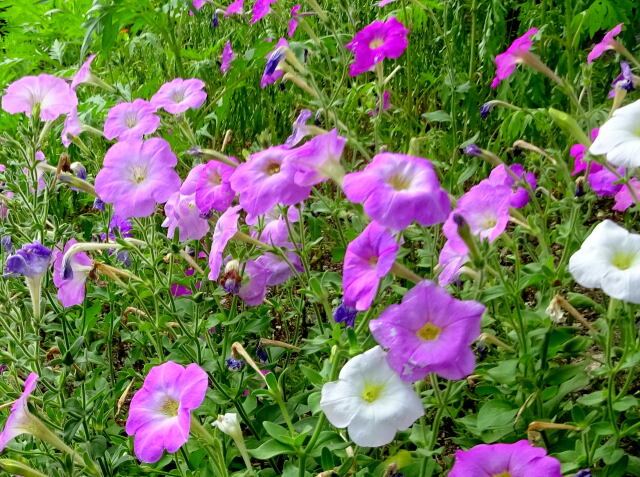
71,54,97,90
484,163,537,209
343,221,398,311
288,4,301,37
285,109,313,147
345,17,409,76
94,138,181,218
342,153,451,231
221,41,236,74
449,440,562,477
261,38,288,88
151,78,207,114
224,0,244,16
171,283,193,296
613,178,640,212
571,129,624,197
208,205,241,280
588,23,623,64
238,260,269,305
250,0,278,23
162,192,211,242
284,129,346,186
370,280,485,381
229,146,311,217
378,0,396,5
181,159,237,215
53,239,93,308
103,99,160,141
61,109,83,147
126,361,208,463
193,0,208,9
491,27,538,88
2,74,77,121
0,373,39,451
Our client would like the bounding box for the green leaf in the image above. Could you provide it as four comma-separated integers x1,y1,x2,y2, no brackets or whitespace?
248,439,295,459
476,400,517,430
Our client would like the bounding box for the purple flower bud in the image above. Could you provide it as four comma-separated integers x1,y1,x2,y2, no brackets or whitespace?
70,162,87,180
93,198,106,211
256,345,268,364
3,241,52,278
333,301,358,327
453,213,468,229
211,12,219,27
116,250,131,267
225,357,245,371
463,144,482,157
1,236,12,254
264,48,286,76
0,364,7,374
187,146,204,158
574,471,592,477
480,102,494,119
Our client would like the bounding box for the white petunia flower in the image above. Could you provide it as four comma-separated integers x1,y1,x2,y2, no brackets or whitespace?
212,413,242,441
569,220,640,304
590,99,640,168
320,346,424,447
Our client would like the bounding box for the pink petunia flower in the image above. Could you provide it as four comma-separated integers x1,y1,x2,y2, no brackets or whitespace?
193,0,209,9
94,138,181,218
342,153,451,231
208,205,241,280
53,239,93,308
71,54,97,90
571,128,624,197
345,17,409,76
588,23,623,64
285,109,313,147
437,239,469,286
612,178,640,212
378,0,397,5
180,159,237,215
229,146,311,217
343,221,398,311
483,163,537,208
0,373,39,451
449,440,561,477
284,129,346,186
224,0,244,16
238,260,269,305
247,204,299,245
490,27,538,88
261,38,288,88
162,192,211,242
288,5,301,37
370,280,485,381
151,78,207,114
126,361,208,463
103,99,160,141
2,74,77,121
62,109,83,147
221,41,236,74
171,283,193,296
250,0,278,23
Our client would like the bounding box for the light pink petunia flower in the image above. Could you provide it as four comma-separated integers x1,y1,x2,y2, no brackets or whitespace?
2,74,77,121
490,27,538,88
103,99,160,141
53,239,93,308
151,78,207,114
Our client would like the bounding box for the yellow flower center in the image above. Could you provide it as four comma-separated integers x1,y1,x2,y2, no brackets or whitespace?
611,250,637,270
417,322,441,341
361,383,384,403
130,166,147,184
210,171,222,185
160,397,179,417
493,473,511,477
265,162,281,175
388,174,411,191
481,215,497,230
369,38,384,49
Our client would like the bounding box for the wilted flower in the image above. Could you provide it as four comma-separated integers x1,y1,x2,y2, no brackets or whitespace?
126,361,208,463
162,192,211,242
463,144,482,157
370,280,485,381
343,221,398,311
4,241,51,278
342,153,451,230
103,99,160,141
180,159,237,215
590,99,640,169
608,62,637,98
449,440,561,477
1,236,12,254
251,0,278,23
333,301,358,327
94,138,181,218
221,41,236,74
93,198,106,211
479,102,494,119
345,17,409,76
53,239,93,307
569,220,640,304
151,78,207,114
490,27,538,88
220,259,242,294
2,74,77,121
171,283,192,297
320,346,423,447
284,129,346,186
587,23,623,64
208,205,241,280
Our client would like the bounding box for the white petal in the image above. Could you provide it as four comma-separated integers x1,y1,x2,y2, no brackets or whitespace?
569,247,612,288
606,139,640,169
320,381,363,428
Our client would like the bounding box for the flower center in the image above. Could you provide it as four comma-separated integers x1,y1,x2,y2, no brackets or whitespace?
492,473,511,477
633,125,640,137
361,383,384,403
130,166,147,184
481,215,497,230
369,38,384,49
160,397,179,417
611,250,637,270
125,112,138,128
388,174,411,191
417,322,441,341
172,88,186,103
265,162,281,175
209,171,222,185
369,256,379,267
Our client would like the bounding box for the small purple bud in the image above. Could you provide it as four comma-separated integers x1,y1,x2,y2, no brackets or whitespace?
480,102,494,119
0,364,7,375
211,12,219,28
453,213,468,229
223,277,241,294
225,357,245,371
208,326,216,335
256,345,268,364
333,301,358,327
92,198,106,211
187,146,204,158
463,144,482,157
574,471,592,477
116,250,131,268
70,162,87,180
1,236,12,254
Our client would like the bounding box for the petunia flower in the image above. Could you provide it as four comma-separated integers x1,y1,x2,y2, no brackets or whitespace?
247,204,299,245
343,221,398,311
333,301,358,327
224,0,244,16
208,205,242,280
612,178,640,212
320,346,423,447
126,361,208,463
94,138,181,218
570,128,622,197
0,373,39,451
449,440,562,477
103,99,160,141
2,74,77,121
285,109,313,147
569,220,640,304
70,54,97,89
342,152,451,230
229,146,311,217
370,280,484,381
180,159,237,215
256,247,303,285
250,0,278,23
589,99,640,169
284,129,346,186
3,241,51,279
237,260,269,305
53,239,93,308
162,192,211,242
221,41,236,74
490,27,538,88
483,163,537,208
171,283,193,297
608,61,638,98
261,38,288,88
288,4,301,37
61,109,83,147
437,239,469,286
151,78,207,114
587,23,623,64
193,0,210,9
378,0,396,5
345,17,409,76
